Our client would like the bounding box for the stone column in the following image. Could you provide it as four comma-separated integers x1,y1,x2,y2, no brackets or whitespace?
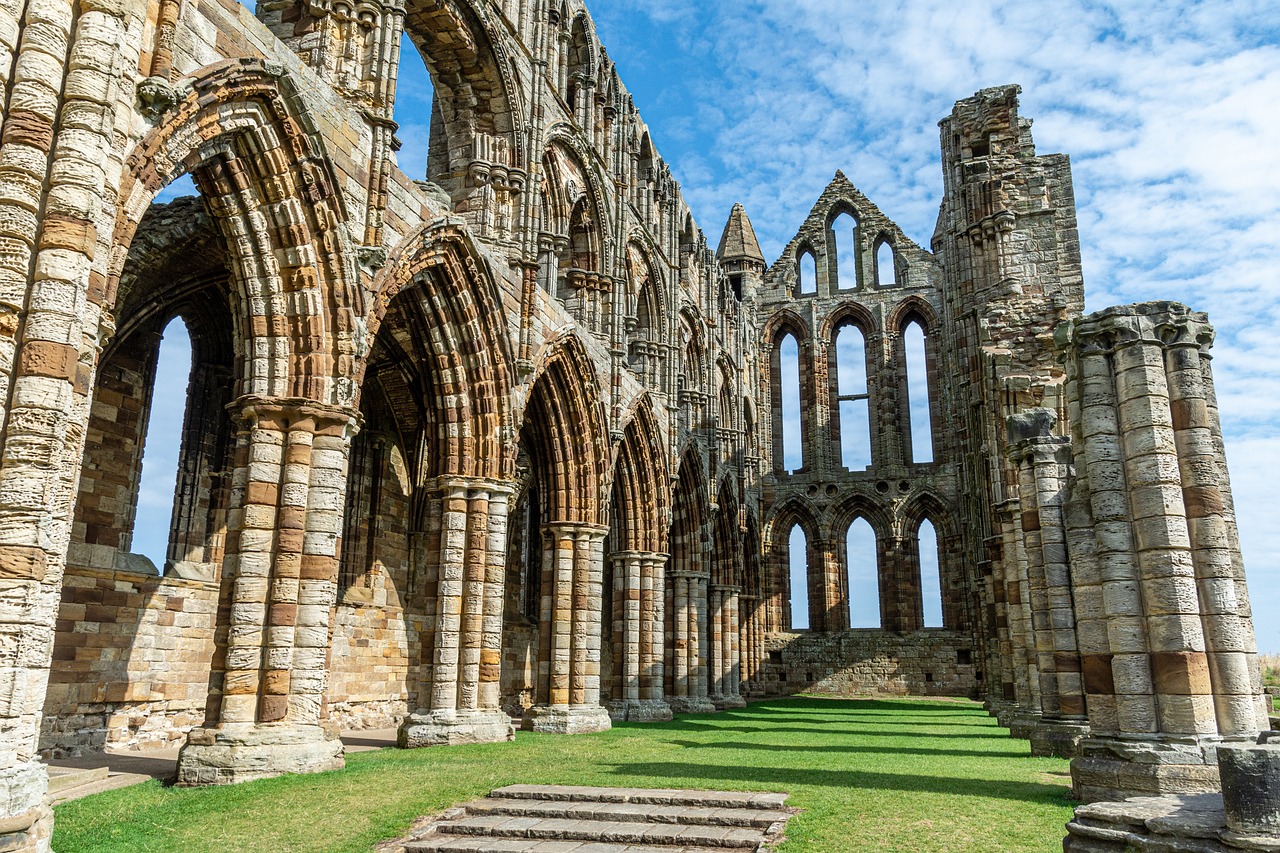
1008,410,1090,758
524,523,612,733
399,478,516,747
1062,303,1266,803
709,584,746,709
668,569,715,713
607,550,671,722
177,399,355,785
993,501,1041,735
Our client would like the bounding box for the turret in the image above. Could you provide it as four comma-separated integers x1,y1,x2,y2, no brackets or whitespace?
716,203,766,301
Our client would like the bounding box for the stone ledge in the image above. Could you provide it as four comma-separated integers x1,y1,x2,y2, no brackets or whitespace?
397,710,515,748
175,723,344,786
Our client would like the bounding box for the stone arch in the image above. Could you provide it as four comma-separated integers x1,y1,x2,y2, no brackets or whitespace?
540,133,613,283
665,445,714,710
765,311,815,475
820,302,878,341
110,59,359,406
521,333,611,526
764,496,821,633
403,0,525,182
891,297,942,467
609,396,670,555
898,491,962,630
368,221,515,482
887,295,940,333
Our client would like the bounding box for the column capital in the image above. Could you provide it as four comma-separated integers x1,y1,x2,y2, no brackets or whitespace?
1057,301,1215,358
229,395,359,435
430,475,518,499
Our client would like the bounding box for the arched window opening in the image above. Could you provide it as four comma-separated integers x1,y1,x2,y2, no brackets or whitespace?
904,320,934,464
743,398,757,457
835,324,871,470
778,333,802,473
798,250,817,295
831,212,858,290
523,481,542,621
788,524,809,630
568,198,599,272
133,317,192,569
393,31,436,180
155,173,197,203
919,518,943,628
846,518,879,629
876,240,895,287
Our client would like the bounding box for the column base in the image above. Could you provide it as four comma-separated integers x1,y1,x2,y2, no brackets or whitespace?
397,709,516,748
1070,735,1251,804
1030,720,1091,759
1007,711,1042,740
669,696,718,714
711,693,747,710
176,722,344,786
523,704,613,734
0,761,52,853
607,700,673,723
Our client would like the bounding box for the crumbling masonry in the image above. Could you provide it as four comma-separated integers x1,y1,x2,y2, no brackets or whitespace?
0,0,1268,848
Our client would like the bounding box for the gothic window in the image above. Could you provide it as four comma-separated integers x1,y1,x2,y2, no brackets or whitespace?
831,212,858,290
835,323,871,469
904,319,934,464
568,198,598,272
798,249,817,295
132,317,192,568
788,524,809,630
918,518,943,628
339,432,386,592
876,239,896,287
393,32,436,180
846,517,879,629
778,332,803,472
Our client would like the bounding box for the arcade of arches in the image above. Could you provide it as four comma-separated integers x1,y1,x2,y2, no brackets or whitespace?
0,0,1267,848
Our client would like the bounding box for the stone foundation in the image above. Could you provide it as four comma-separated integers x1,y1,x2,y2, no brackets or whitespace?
397,710,515,748
668,696,718,714
1029,720,1090,759
607,700,673,723
1070,736,1254,803
0,763,53,853
524,705,613,735
1066,794,1280,852
175,724,345,786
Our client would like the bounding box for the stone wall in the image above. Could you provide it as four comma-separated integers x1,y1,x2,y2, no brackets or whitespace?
40,568,219,756
326,597,418,732
763,630,978,698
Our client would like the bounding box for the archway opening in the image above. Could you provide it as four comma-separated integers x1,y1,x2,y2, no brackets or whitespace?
835,324,871,470
779,333,802,473
919,518,943,628
846,517,879,629
831,212,858,290
904,320,933,464
788,524,809,631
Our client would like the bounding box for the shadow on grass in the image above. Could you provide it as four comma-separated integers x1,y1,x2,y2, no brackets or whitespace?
664,739,1024,759
637,720,998,739
606,761,1071,805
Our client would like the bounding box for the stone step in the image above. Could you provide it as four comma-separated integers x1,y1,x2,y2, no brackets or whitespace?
428,815,766,849
46,768,153,805
404,838,733,853
490,785,788,812
46,765,108,795
465,797,788,829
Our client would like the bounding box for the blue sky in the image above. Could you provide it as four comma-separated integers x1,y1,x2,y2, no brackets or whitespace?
147,2,1280,648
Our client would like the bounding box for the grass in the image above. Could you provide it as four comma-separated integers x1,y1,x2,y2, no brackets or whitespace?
53,696,1075,853
1262,654,1280,688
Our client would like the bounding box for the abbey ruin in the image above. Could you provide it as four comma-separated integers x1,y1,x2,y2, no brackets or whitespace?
0,0,1271,849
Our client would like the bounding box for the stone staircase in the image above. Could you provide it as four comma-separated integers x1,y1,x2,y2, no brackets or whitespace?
46,764,153,805
398,784,794,852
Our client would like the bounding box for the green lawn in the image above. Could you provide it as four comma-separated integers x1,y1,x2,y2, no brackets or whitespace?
53,696,1076,853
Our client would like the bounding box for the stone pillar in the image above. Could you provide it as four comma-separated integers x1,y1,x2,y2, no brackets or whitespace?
525,523,612,733
608,551,672,722
995,501,1041,736
1062,303,1267,802
399,478,516,747
709,584,746,709
668,569,715,713
1009,410,1090,758
177,399,355,785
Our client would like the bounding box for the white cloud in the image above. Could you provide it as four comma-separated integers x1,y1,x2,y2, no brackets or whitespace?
591,0,1280,647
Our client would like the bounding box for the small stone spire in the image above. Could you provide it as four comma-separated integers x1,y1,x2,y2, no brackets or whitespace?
715,203,765,267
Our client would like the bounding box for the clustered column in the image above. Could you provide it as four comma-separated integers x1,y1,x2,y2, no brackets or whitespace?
525,523,613,733
1007,411,1089,757
177,400,355,784
667,568,715,713
399,478,516,747
1060,304,1267,803
608,551,672,722
709,584,746,708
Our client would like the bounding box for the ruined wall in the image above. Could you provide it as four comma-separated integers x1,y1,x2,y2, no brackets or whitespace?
40,568,218,756
762,631,978,698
